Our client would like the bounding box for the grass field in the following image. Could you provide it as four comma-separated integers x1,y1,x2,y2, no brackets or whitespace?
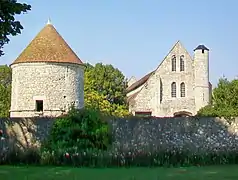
0,165,238,179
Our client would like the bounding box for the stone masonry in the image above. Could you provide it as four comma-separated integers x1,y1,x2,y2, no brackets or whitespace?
9,20,85,117
127,41,212,117
10,62,84,117
1,117,238,153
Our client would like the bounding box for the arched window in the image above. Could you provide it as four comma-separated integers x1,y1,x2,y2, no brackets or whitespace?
180,82,185,97
180,55,185,71
171,55,176,71
171,82,176,97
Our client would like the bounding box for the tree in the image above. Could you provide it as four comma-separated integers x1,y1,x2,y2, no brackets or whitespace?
0,65,12,117
84,63,130,117
197,77,238,119
85,89,130,117
0,0,31,56
85,90,112,115
84,63,127,105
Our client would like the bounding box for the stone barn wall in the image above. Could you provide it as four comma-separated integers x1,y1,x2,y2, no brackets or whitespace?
0,117,238,153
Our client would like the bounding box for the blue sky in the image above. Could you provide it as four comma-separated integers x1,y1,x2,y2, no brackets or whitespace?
1,0,238,86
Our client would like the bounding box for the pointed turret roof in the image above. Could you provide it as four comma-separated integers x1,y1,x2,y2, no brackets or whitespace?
11,20,84,65
194,44,209,51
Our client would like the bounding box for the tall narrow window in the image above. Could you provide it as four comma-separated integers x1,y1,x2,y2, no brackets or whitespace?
180,82,185,97
36,100,43,112
171,55,176,71
171,82,176,97
180,55,185,71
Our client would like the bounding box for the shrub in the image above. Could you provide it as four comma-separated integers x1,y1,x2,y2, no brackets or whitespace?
196,77,238,122
42,107,112,153
197,105,238,124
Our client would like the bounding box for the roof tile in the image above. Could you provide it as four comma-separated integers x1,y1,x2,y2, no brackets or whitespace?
126,71,154,93
12,23,83,65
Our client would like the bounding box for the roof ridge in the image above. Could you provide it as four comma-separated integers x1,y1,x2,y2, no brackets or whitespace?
126,40,191,94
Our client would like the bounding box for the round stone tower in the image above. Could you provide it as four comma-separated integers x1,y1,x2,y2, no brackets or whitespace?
193,44,210,112
10,20,85,117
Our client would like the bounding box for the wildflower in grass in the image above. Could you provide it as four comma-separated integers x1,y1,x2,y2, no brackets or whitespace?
65,152,70,158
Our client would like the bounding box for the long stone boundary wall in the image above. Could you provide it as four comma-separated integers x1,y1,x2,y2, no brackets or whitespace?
1,117,238,153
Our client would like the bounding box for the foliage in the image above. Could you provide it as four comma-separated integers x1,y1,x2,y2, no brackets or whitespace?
2,147,238,167
85,90,130,117
197,105,238,119
197,78,238,120
0,146,40,165
84,63,127,105
0,0,31,56
45,149,238,167
84,63,130,117
0,65,11,117
84,90,112,115
42,107,111,153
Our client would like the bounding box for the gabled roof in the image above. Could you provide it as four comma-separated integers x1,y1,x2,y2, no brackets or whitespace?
127,41,184,93
11,21,84,66
126,71,155,92
127,91,140,103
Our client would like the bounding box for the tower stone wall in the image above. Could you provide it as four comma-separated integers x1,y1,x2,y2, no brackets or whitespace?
10,62,84,117
9,20,85,118
194,47,210,112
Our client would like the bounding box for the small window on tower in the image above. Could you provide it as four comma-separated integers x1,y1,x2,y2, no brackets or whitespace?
36,100,43,112
202,49,204,54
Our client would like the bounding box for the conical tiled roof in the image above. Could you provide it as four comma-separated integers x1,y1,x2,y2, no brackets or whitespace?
11,22,84,65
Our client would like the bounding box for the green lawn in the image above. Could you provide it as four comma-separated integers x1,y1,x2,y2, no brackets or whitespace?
0,165,238,179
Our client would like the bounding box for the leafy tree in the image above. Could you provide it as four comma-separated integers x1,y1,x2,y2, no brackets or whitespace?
0,0,31,56
84,63,130,117
85,89,130,117
0,65,12,117
84,63,127,105
85,90,112,114
197,77,238,119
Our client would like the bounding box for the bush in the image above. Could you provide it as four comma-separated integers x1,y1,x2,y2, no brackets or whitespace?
196,77,238,122
42,107,112,153
197,105,238,124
